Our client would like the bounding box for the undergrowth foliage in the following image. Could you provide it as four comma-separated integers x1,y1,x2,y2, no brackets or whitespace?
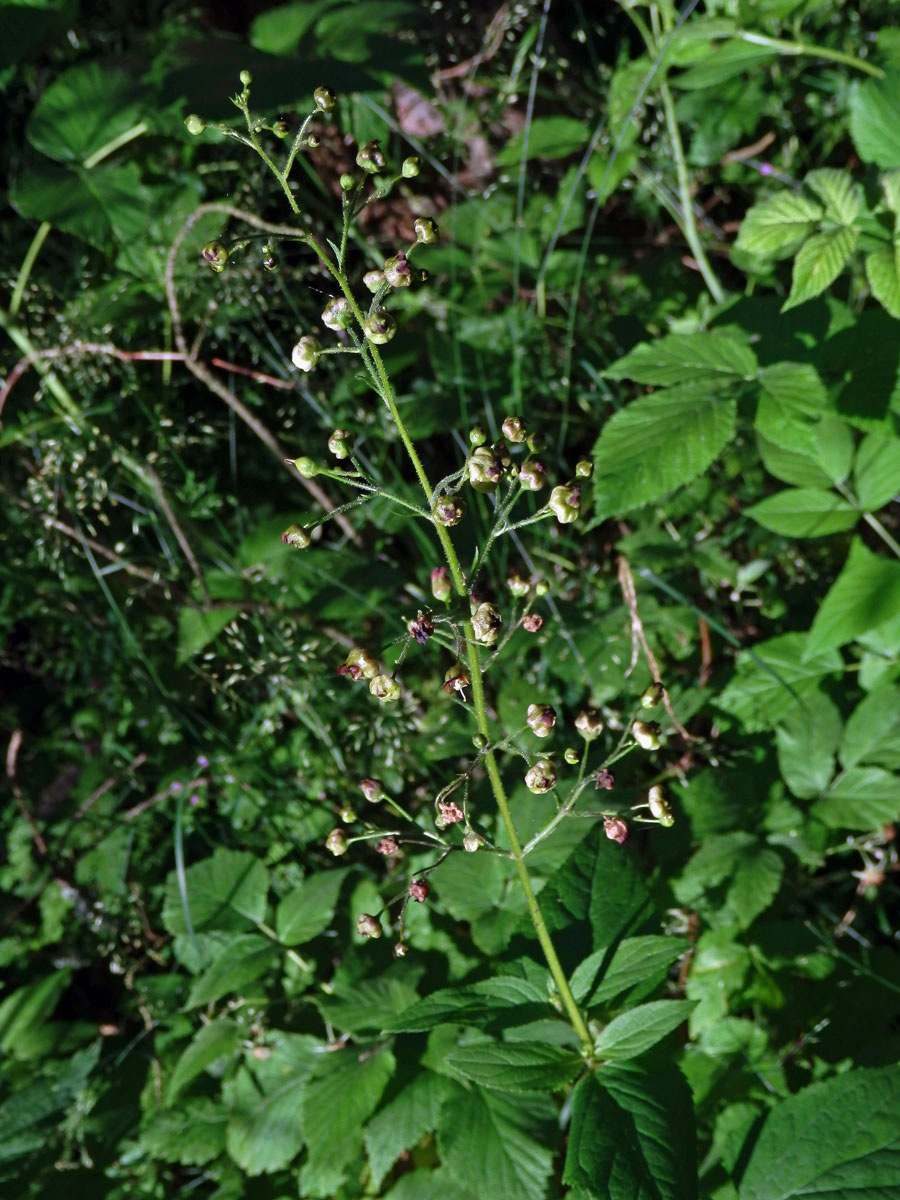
2,2,900,1199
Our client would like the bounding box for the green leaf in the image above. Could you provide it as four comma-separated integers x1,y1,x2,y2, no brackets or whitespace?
26,60,145,163
807,539,900,657
717,633,841,731
573,936,690,1007
736,191,823,258
866,246,900,319
592,384,736,517
564,1064,697,1200
745,488,858,537
275,868,349,946
757,361,830,417
385,977,547,1033
595,1000,694,1061
142,1098,227,1166
301,1046,396,1196
176,605,240,666
756,433,834,489
0,970,71,1055
494,116,588,166
741,1066,900,1199
783,226,860,312
726,847,785,928
446,1041,583,1092
0,1044,99,1164
850,71,900,169
854,432,900,510
162,848,269,936
812,766,900,830
438,1082,556,1200
364,1072,451,1189
839,685,900,770
11,160,151,251
250,0,329,55
775,691,842,799
167,1019,243,1103
604,332,757,386
676,40,776,89
317,962,424,1033
186,934,278,1008
804,168,861,225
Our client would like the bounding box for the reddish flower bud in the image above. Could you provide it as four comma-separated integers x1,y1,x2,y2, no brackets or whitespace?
437,799,464,824
575,708,604,740
501,415,527,443
527,704,557,738
338,646,379,681
594,768,615,791
408,879,430,902
408,613,434,644
359,777,386,803
356,912,382,938
431,566,452,602
326,828,348,856
376,836,399,855
443,664,469,698
604,817,628,844
525,759,557,794
522,613,543,633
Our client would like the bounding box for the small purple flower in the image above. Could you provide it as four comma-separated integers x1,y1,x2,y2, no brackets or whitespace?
759,162,773,176
189,794,200,806
170,781,183,792
196,755,210,768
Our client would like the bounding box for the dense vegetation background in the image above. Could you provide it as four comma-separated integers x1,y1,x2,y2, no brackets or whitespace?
2,1,900,1197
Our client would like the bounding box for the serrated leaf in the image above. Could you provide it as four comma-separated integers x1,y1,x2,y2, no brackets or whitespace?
727,847,784,928
757,360,830,416
300,1046,395,1196
446,1041,583,1092
573,936,690,1007
806,539,900,657
0,970,71,1055
717,633,841,732
741,1066,900,1199
882,170,900,217
564,1064,697,1200
186,934,278,1008
438,1082,556,1200
866,246,900,319
735,191,823,258
850,72,900,169
167,1019,243,1103
316,962,424,1033
142,1098,227,1166
603,332,757,386
812,766,900,830
804,168,861,225
775,691,842,799
783,226,859,312
839,685,900,770
495,116,588,165
745,487,857,537
385,977,546,1033
854,432,900,510
162,848,268,937
595,1000,694,1061
275,868,348,946
226,1035,320,1175
756,433,834,489
26,60,145,163
364,1072,451,1189
592,384,736,517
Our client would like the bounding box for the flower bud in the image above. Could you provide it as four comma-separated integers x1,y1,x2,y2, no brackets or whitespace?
363,270,385,293
337,646,379,681
575,708,604,740
472,734,488,751
376,836,399,855
647,785,674,827
413,216,439,244
434,497,466,527
340,172,355,190
359,777,386,803
326,828,347,856
534,580,549,597
402,155,420,178
364,309,397,343
201,240,228,271
594,768,615,790
272,114,291,138
408,879,430,903
328,429,354,459
408,613,434,645
491,439,513,471
507,569,530,598
322,296,353,331
314,85,336,112
383,251,413,288
641,682,665,709
564,746,580,765
370,674,401,703
632,720,661,750
604,817,628,844
467,446,502,493
522,614,543,633
527,704,557,738
307,134,320,148
525,759,557,794
184,113,206,135
469,425,487,447
239,69,252,87
393,941,408,957
437,799,464,824
431,566,452,602
263,252,278,271
471,602,502,646
291,335,322,372
501,416,526,443
356,912,382,938
549,484,581,524
463,831,483,852
340,807,356,823
289,456,319,478
443,663,469,697
357,140,386,173
518,459,547,492
527,431,545,454
575,460,593,478
281,524,311,549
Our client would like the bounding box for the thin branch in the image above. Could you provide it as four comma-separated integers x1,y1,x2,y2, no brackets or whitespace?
6,729,49,856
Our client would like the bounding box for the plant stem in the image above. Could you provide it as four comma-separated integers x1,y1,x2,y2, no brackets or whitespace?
9,222,50,318
737,30,884,79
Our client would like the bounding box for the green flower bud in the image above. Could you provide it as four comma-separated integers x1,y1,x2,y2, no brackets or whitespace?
364,310,397,344
564,746,580,765
340,806,356,823
413,216,439,244
281,524,311,549
647,785,674,827
272,114,291,138
575,460,593,478
527,431,546,453
328,429,354,459
357,139,386,173
525,759,557,794
471,601,502,646
501,415,527,443
383,251,413,288
604,817,628,844
340,172,355,191
575,708,604,740
239,69,252,87
363,269,385,293
443,663,469,697
534,580,550,597
518,458,547,491
472,734,489,751
356,912,382,938
434,497,466,527
641,682,665,709
291,335,322,372
337,646,379,681
289,456,319,478
527,704,557,738
463,831,483,852
359,777,386,803
632,720,661,751
322,296,353,331
507,569,530,598
467,445,503,493
548,484,581,524
370,674,401,703
326,828,347,855
201,240,228,271
469,425,487,447
402,155,421,178
184,113,206,136
314,85,336,112
307,133,320,148
431,566,452,602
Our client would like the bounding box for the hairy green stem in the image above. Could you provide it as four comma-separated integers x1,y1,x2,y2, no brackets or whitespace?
737,30,884,78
